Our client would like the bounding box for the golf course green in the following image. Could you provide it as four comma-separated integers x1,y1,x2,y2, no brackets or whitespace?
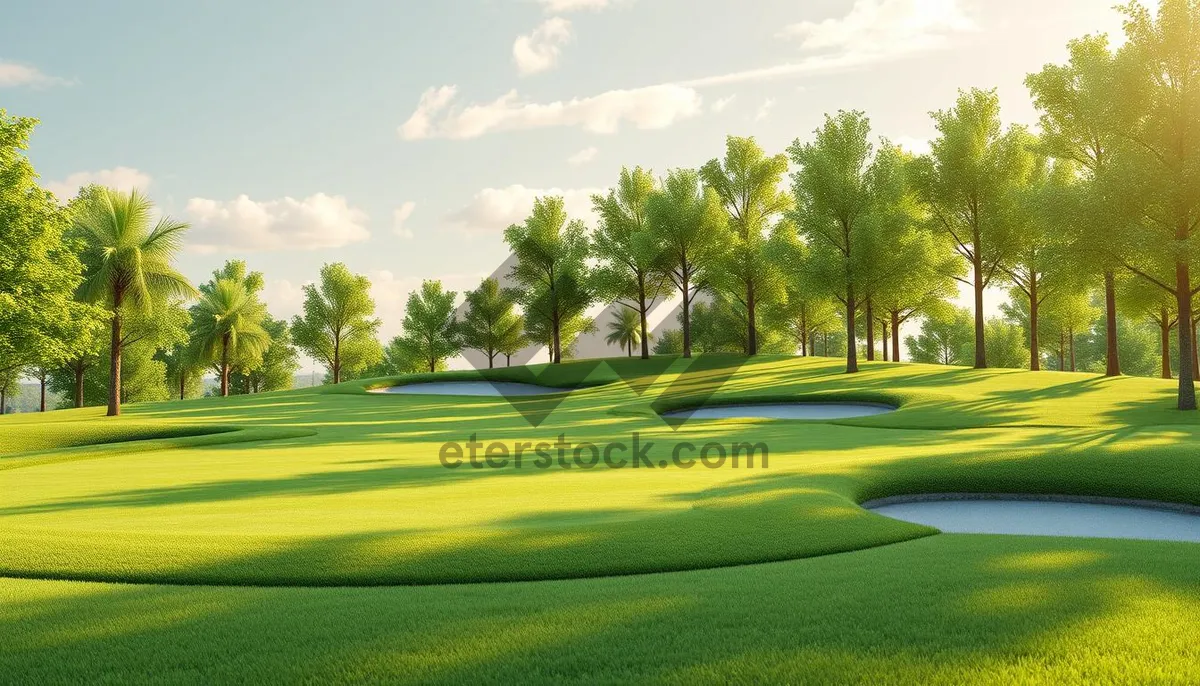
3,356,1200,683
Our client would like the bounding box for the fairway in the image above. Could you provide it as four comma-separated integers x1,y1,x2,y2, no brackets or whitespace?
3,357,1200,682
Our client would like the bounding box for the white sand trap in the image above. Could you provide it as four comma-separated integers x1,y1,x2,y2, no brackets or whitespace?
662,403,894,420
369,381,565,396
866,496,1200,543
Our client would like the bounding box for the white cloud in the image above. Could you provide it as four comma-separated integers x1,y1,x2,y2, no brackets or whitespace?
779,0,975,57
44,167,152,200
445,184,604,234
393,201,417,238
754,98,775,122
514,17,573,75
260,279,309,321
399,83,702,140
184,193,370,253
0,61,72,88
369,269,486,340
711,95,737,113
567,146,599,166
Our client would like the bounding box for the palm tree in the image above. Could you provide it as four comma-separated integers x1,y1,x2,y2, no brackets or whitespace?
74,188,195,416
190,278,270,397
605,308,643,357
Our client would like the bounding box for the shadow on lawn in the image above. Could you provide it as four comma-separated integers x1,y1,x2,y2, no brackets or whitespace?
3,535,1200,683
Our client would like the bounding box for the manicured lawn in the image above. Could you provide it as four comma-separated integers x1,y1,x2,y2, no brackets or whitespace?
2,356,1199,682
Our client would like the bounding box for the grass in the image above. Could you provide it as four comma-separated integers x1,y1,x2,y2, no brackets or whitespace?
1,355,1199,682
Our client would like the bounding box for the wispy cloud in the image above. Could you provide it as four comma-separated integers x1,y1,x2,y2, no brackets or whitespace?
754,98,775,122
567,146,599,166
393,201,417,238
445,184,604,234
514,17,574,75
0,60,74,88
185,193,370,253
44,167,151,200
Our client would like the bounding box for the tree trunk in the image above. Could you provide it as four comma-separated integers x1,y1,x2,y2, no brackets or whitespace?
220,333,231,397
180,371,186,401
107,288,124,417
1104,270,1121,376
40,377,46,412
333,335,342,385
881,320,889,361
845,288,859,374
1160,310,1172,379
75,363,85,408
1176,260,1196,410
551,309,562,364
506,354,511,367
1192,318,1199,382
1029,277,1041,372
865,300,875,362
681,275,693,358
746,281,758,356
891,311,901,363
972,252,986,369
1069,326,1076,372
638,275,650,360
430,358,436,373
1057,332,1065,372
1,389,6,415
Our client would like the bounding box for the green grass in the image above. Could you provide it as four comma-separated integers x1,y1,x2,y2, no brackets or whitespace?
1,355,1199,682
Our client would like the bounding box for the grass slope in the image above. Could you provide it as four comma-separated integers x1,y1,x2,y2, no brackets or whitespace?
1,356,1199,682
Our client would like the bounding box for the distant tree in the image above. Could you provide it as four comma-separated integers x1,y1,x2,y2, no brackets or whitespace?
911,88,1033,369
592,167,666,359
495,314,528,367
73,187,194,415
646,169,728,358
0,368,20,415
291,263,382,384
653,329,684,355
191,278,269,396
231,318,299,394
368,336,430,377
605,308,643,357
907,307,974,366
505,196,593,364
700,136,792,355
1041,289,1100,372
394,280,461,373
460,278,521,369
984,318,1029,369
158,342,205,401
1026,32,1127,377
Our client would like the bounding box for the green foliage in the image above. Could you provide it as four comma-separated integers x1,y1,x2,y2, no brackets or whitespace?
190,266,271,397
700,136,792,355
394,280,461,374
652,329,684,355
290,263,382,384
591,167,666,359
906,307,974,366
459,278,522,369
230,318,299,394
604,308,643,356
984,318,1029,369
645,169,728,357
0,112,104,379
504,196,593,364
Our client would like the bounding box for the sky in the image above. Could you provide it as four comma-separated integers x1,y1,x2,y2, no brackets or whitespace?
2,0,1140,370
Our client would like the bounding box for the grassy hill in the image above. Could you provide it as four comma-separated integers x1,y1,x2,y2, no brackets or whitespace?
2,356,1199,683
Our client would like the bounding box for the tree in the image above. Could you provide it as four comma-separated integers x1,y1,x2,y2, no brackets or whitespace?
291,263,382,384
159,342,205,401
395,280,462,373
1109,0,1200,408
460,278,521,369
1042,289,1100,372
230,318,299,394
591,167,666,359
653,329,685,355
504,196,593,364
984,318,1029,369
907,307,974,366
495,314,528,367
73,188,194,415
605,308,643,357
0,112,102,389
0,368,20,415
191,278,270,396
872,230,961,363
999,156,1077,370
700,136,792,355
911,89,1033,369
1026,32,1128,377
646,169,728,358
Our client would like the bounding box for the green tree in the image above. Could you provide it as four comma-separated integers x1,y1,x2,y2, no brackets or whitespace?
1109,0,1200,408
653,329,684,355
73,188,194,415
1041,289,1100,371
907,307,974,366
700,136,792,355
0,112,102,388
911,88,1033,369
504,196,592,364
495,314,528,367
1026,32,1128,377
0,368,20,415
395,280,461,373
591,167,666,359
646,169,728,358
158,342,205,401
604,308,643,357
984,318,1030,369
230,317,298,394
190,278,270,396
460,278,521,369
291,263,382,384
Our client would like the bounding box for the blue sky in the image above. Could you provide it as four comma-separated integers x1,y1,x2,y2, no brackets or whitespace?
2,0,1134,366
